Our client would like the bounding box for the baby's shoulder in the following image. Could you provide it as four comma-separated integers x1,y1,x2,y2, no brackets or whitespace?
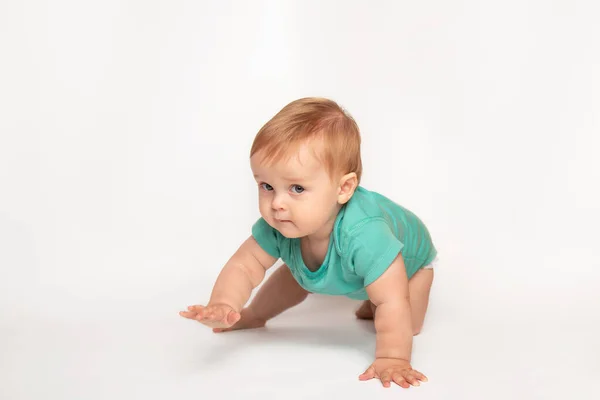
343,187,398,225
337,188,398,245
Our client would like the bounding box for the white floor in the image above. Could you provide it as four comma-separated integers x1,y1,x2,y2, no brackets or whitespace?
2,263,598,400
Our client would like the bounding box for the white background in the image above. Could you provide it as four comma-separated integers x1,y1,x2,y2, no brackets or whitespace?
1,1,599,399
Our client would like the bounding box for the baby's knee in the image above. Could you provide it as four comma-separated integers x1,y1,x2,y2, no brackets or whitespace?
412,324,423,336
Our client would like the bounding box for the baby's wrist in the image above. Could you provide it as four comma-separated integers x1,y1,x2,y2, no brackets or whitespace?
375,354,411,363
375,341,411,360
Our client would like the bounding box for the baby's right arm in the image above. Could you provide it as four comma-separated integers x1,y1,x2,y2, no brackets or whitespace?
179,236,277,329
207,236,277,310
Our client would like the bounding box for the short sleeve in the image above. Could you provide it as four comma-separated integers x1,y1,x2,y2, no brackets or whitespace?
348,220,404,286
251,218,281,259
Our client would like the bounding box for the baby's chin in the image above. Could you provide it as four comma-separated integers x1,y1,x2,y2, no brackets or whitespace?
270,221,304,238
279,232,303,239
275,226,304,239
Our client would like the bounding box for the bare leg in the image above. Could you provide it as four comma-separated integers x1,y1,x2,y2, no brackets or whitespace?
407,268,434,335
213,264,309,333
355,268,434,336
355,299,376,320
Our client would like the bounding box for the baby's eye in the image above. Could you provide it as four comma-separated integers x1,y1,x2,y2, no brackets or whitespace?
260,183,273,191
290,185,305,194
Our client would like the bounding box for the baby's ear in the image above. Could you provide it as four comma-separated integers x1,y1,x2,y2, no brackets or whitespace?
338,172,358,204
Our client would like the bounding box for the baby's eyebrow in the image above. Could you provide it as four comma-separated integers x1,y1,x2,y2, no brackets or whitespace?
252,174,308,182
282,176,308,182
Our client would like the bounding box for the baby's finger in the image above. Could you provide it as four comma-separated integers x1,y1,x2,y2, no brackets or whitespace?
403,371,420,387
190,307,209,321
187,305,206,314
179,311,198,319
411,370,428,382
392,372,410,389
359,366,375,381
226,310,241,325
380,370,392,388
194,310,210,321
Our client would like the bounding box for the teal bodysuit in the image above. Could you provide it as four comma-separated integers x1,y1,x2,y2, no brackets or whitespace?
251,186,437,300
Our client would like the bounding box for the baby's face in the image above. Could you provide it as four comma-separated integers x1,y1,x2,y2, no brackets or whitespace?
251,143,342,239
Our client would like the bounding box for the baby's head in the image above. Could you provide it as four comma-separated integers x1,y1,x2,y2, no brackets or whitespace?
250,97,362,239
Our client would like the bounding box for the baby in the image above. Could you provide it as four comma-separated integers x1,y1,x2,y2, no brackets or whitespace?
180,97,437,389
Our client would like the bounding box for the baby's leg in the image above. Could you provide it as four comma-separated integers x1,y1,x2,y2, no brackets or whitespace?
407,268,434,335
355,267,434,336
213,264,309,333
355,299,376,319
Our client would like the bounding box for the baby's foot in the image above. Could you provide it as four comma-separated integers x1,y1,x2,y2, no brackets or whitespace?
355,300,376,320
212,308,266,333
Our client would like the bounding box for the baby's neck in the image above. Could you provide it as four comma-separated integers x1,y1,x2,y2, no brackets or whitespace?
303,231,331,245
300,207,341,271
300,227,333,272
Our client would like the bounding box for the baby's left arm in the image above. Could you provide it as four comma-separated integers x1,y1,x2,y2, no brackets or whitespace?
359,253,427,388
367,253,412,360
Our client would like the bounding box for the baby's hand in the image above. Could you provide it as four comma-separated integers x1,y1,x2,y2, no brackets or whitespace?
179,304,241,329
359,357,428,389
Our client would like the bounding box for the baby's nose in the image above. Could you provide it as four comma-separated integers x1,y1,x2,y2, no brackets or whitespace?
271,194,286,210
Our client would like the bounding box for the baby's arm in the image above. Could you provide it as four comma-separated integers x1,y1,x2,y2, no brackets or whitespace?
180,236,277,328
359,254,427,388
208,236,276,309
366,253,413,361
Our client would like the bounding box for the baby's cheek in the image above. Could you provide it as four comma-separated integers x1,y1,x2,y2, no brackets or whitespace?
309,206,328,225
258,202,270,219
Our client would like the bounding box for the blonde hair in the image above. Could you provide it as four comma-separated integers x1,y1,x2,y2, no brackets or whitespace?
250,97,363,183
